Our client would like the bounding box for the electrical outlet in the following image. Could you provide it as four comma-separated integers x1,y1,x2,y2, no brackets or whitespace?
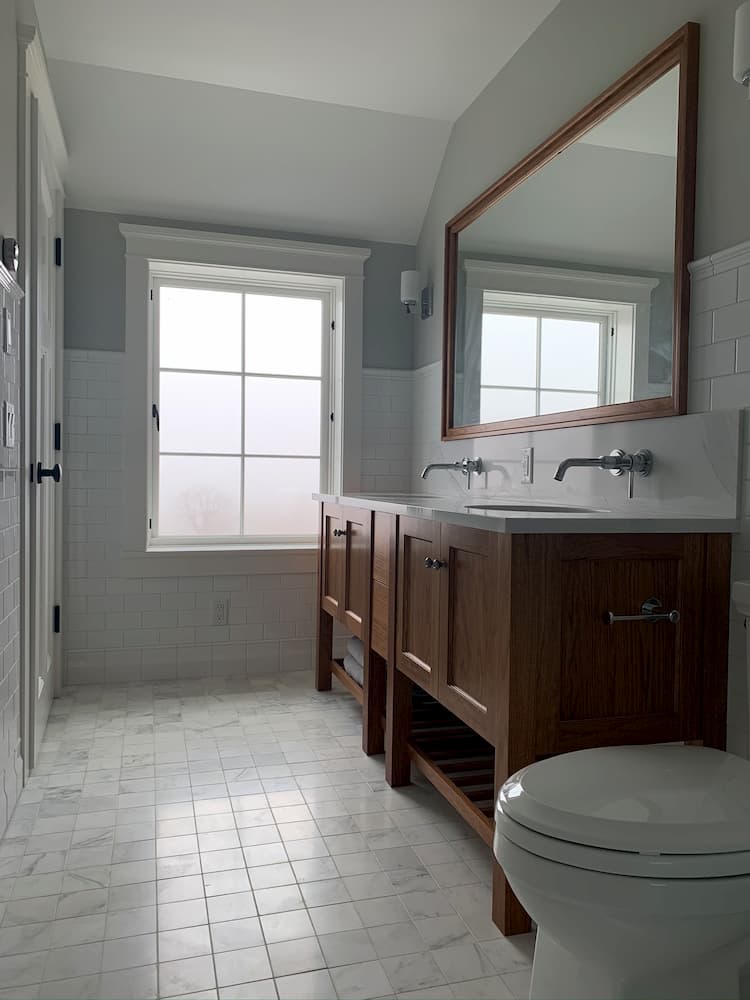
521,447,534,484
213,599,228,626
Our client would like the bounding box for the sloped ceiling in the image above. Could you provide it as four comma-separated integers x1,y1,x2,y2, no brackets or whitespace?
37,0,559,243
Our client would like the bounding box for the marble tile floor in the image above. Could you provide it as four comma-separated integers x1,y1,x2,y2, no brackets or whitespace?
0,671,534,1000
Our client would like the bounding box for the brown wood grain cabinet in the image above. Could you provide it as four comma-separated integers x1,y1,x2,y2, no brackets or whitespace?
390,524,731,937
316,503,386,756
317,501,732,937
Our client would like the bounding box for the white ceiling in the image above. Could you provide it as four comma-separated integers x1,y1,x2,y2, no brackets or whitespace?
35,0,560,243
35,0,558,121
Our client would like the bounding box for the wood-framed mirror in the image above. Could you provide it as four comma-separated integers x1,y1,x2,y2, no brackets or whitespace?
442,22,699,440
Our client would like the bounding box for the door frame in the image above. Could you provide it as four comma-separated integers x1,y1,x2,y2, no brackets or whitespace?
18,23,67,776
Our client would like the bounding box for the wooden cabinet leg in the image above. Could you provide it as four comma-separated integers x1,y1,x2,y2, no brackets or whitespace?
363,651,385,756
492,746,531,935
385,664,411,786
492,860,532,936
316,608,333,691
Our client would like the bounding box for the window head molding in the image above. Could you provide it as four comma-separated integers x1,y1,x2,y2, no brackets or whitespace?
463,259,660,303
119,225,371,277
121,224,370,558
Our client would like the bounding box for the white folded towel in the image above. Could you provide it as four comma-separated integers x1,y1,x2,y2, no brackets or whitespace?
343,653,364,688
346,635,365,666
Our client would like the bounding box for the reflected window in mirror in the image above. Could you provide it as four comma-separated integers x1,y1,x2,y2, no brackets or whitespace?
443,25,699,439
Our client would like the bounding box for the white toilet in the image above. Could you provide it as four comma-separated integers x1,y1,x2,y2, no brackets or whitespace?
493,581,750,1000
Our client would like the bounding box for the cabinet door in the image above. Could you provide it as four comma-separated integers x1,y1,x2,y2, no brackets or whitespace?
396,516,440,693
341,506,372,640
438,524,505,742
512,534,712,755
320,504,344,619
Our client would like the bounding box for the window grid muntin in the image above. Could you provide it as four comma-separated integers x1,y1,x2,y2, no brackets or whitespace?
151,276,328,544
480,302,610,420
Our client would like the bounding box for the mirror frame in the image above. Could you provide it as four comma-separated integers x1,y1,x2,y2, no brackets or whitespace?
442,22,700,440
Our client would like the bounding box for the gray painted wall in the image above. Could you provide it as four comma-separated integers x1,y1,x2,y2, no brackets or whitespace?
65,208,415,369
0,0,17,238
416,0,750,368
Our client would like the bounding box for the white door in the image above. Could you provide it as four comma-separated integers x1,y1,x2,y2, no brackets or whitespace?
28,110,62,762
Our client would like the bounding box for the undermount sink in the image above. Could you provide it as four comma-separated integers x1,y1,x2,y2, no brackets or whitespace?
465,502,606,514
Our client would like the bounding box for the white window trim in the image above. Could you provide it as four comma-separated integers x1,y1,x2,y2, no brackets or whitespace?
465,259,660,405
121,224,370,563
480,298,611,415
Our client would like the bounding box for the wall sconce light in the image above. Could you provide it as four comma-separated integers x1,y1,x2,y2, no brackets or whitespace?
400,270,433,320
734,1,750,96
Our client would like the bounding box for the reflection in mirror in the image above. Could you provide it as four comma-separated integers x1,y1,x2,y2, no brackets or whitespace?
453,66,680,429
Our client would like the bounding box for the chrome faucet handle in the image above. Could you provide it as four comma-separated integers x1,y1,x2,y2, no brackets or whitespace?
608,449,653,499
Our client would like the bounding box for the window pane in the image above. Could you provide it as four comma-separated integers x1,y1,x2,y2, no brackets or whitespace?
244,458,319,536
159,456,240,536
480,313,537,386
245,295,322,377
539,391,599,414
245,377,321,456
160,373,241,454
480,388,536,422
540,318,601,391
159,287,242,372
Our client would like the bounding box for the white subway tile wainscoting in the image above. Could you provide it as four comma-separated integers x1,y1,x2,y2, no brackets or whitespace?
62,350,318,686
0,672,533,999
689,241,750,755
63,352,414,687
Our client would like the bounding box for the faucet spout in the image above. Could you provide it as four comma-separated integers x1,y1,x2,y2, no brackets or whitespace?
553,457,607,482
553,449,653,499
420,457,484,488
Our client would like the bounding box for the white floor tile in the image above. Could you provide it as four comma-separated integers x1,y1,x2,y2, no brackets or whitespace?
0,673,534,1000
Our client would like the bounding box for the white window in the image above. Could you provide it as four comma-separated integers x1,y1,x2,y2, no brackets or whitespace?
479,296,613,423
121,226,370,557
149,270,335,546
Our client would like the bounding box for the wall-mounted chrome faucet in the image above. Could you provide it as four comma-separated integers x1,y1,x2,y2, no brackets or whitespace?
421,457,484,489
553,449,653,499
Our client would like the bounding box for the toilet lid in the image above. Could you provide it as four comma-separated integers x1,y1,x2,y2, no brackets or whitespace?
499,745,750,856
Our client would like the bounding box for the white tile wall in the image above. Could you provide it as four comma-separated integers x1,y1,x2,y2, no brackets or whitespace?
62,356,416,685
62,350,317,685
361,369,413,494
0,273,22,839
689,243,750,755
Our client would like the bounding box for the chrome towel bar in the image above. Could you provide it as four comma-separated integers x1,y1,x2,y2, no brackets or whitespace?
605,597,680,625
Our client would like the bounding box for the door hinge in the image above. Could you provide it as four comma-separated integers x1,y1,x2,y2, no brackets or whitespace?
54,237,62,267
152,403,160,431
54,422,61,451
330,412,334,423
150,289,153,301
53,605,60,634
331,320,335,331
148,517,152,530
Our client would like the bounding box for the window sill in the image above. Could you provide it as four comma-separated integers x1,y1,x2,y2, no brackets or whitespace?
146,542,318,554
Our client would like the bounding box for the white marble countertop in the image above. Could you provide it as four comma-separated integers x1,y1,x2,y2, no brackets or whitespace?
314,493,739,534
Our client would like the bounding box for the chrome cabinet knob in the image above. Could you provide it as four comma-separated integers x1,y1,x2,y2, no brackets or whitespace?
332,528,347,537
424,557,435,569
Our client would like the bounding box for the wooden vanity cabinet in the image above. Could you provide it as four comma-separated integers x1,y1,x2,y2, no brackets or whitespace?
319,503,371,640
317,502,386,755
390,523,732,936
396,517,506,740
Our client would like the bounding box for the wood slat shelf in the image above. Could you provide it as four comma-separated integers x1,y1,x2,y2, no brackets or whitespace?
408,689,495,846
329,659,363,706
